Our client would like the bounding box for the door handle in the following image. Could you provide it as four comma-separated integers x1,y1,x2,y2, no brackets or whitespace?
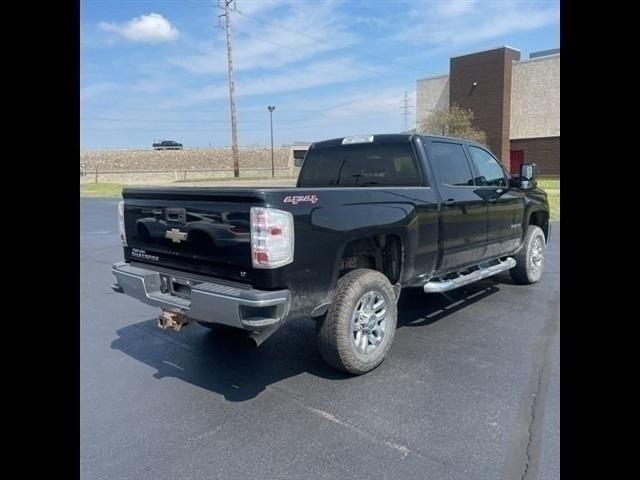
443,199,456,207
488,189,503,204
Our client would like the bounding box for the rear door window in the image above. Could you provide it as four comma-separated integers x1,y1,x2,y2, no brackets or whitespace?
297,142,423,187
428,141,475,187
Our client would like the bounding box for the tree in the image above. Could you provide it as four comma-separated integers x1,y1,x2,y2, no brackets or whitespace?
417,104,487,144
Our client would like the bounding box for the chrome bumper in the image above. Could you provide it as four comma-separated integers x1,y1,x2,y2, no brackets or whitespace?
111,262,290,330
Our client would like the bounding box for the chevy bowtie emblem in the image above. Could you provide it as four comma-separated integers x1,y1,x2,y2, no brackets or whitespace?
165,228,188,243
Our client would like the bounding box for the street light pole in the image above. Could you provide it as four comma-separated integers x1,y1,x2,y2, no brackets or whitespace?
268,105,276,178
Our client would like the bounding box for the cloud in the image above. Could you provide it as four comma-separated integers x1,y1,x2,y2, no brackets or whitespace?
394,1,558,47
318,87,411,121
256,84,414,139
433,0,478,18
169,59,370,108
241,83,413,126
98,13,178,43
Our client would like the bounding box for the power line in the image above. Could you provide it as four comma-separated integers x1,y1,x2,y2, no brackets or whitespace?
233,29,387,76
82,106,305,114
83,117,308,124
81,106,399,115
82,109,400,123
233,7,437,76
82,122,342,132
234,8,337,47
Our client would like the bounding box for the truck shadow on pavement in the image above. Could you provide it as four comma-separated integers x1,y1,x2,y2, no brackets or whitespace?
111,276,505,402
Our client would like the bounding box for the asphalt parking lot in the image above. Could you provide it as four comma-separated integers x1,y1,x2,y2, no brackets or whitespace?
81,197,559,480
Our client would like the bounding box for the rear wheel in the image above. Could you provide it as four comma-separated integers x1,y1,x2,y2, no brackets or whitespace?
316,268,397,375
510,225,546,284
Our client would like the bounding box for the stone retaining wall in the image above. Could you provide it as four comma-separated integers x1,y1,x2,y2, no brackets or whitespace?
80,147,292,172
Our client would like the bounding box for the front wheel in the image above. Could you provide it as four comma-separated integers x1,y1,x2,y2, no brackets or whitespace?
316,269,398,375
510,225,546,284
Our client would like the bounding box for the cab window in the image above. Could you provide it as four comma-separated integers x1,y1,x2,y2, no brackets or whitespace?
428,141,475,187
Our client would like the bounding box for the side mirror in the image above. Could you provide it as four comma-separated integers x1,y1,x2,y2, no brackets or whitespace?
519,163,538,188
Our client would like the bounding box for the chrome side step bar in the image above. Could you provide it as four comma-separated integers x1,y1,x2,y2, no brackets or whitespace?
423,258,516,293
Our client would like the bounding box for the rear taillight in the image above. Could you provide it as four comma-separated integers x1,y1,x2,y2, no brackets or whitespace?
118,200,127,246
250,207,294,269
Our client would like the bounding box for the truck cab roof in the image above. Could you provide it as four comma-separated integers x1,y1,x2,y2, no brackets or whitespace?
310,133,487,149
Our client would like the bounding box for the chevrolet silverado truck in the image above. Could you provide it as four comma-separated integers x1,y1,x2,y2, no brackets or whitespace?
112,134,550,374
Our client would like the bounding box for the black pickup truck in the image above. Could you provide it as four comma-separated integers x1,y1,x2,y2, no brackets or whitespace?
152,140,183,150
112,134,549,374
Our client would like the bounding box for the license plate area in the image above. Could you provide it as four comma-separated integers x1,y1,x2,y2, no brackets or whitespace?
165,207,186,224
160,274,195,300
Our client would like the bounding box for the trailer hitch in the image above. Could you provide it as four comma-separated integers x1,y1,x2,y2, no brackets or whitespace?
157,310,192,332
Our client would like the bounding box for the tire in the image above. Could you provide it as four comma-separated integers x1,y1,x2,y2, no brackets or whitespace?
510,225,546,284
316,268,398,375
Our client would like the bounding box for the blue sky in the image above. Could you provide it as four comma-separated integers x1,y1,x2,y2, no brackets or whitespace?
81,0,559,149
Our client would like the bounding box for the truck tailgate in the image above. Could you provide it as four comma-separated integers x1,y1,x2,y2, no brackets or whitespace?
122,187,266,282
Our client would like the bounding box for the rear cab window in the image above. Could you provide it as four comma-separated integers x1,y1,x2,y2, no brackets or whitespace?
297,138,425,187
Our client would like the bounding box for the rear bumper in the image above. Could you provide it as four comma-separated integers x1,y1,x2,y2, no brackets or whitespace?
111,262,290,330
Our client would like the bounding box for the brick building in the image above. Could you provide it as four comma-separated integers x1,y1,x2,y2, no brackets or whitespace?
416,46,559,176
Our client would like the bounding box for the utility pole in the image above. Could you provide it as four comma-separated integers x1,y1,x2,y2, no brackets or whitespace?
268,106,275,177
219,0,240,177
400,91,413,132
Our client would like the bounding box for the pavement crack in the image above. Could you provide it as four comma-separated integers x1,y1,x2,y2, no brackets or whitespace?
383,441,411,459
521,359,545,480
122,325,433,465
303,402,412,459
124,322,463,473
306,406,346,426
290,395,466,471
500,297,559,480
